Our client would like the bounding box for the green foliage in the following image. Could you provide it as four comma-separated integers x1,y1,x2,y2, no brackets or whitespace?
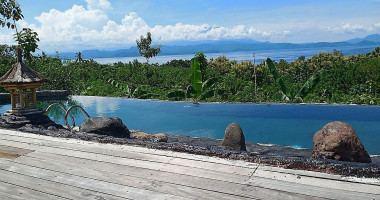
267,58,329,102
295,70,330,99
1,0,39,62
136,32,161,63
195,52,208,78
209,55,236,74
132,85,154,99
14,28,39,62
1,44,380,105
189,57,202,98
167,90,186,101
0,0,23,29
267,58,290,99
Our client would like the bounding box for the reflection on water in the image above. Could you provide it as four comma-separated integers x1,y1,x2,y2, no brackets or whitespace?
73,96,120,116
37,97,83,126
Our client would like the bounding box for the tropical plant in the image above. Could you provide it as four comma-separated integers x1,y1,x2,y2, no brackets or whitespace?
195,52,208,79
75,52,83,62
107,78,131,97
136,32,161,63
14,28,39,62
168,56,223,102
267,58,330,102
189,57,202,98
131,85,159,99
1,0,39,62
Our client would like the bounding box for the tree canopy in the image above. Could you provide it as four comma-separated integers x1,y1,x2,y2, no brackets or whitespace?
0,0,23,29
136,32,161,63
1,0,39,62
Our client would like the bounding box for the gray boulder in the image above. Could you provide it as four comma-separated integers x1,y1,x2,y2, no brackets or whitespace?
221,122,246,151
311,121,371,163
80,117,130,138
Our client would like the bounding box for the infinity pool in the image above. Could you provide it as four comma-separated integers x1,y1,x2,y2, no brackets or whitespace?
1,95,380,155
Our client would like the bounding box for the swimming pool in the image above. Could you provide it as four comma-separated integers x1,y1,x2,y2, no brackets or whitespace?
1,95,380,155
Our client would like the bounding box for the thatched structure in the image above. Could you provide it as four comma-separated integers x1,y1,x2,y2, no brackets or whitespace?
0,49,46,115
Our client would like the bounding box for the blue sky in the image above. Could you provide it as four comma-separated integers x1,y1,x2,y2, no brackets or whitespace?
1,0,380,52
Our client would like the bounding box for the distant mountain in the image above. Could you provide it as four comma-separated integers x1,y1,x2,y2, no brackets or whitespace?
345,34,380,44
57,35,380,60
163,38,262,46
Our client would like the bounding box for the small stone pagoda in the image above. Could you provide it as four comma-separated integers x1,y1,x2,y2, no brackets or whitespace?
0,49,46,115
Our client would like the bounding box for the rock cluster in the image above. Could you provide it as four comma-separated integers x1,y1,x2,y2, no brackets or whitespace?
80,117,130,138
221,122,246,151
130,131,168,142
0,113,63,129
311,121,371,163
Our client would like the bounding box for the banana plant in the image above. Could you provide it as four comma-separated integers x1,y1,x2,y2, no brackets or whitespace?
131,85,155,99
189,57,202,98
167,56,224,102
267,58,330,102
107,78,131,97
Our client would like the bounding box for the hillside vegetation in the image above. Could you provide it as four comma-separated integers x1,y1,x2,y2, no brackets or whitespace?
1,45,380,105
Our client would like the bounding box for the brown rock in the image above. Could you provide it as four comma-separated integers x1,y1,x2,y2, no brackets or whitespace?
221,122,246,151
130,131,168,142
311,121,371,163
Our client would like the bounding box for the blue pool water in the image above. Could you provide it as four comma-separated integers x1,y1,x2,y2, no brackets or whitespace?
1,95,380,155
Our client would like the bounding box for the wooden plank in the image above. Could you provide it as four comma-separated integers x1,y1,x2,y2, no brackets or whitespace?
0,129,258,169
251,167,380,195
257,165,380,187
0,131,258,174
4,129,379,186
1,138,321,199
257,165,380,186
11,154,256,200
0,168,126,200
247,174,380,200
3,130,380,187
1,139,253,184
0,152,19,159
0,144,34,159
0,180,69,200
1,129,379,199
0,145,34,156
0,130,259,173
17,151,323,200
0,162,187,200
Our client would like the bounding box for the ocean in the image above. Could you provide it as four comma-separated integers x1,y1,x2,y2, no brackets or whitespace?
92,44,379,64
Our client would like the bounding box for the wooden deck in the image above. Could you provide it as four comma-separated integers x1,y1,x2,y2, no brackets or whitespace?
0,129,379,200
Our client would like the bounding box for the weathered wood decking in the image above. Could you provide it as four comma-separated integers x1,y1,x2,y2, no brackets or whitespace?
0,129,379,200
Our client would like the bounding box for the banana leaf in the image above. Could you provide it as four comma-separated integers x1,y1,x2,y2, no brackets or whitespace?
186,85,197,98
273,91,289,101
202,77,220,92
190,57,202,98
132,85,150,98
267,58,290,98
295,70,330,99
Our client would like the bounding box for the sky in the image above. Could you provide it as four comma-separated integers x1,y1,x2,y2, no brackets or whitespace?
1,0,380,53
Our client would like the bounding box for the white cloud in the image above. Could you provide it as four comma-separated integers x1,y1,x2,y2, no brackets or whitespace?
1,0,291,52
0,32,14,45
328,23,379,34
85,0,112,10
